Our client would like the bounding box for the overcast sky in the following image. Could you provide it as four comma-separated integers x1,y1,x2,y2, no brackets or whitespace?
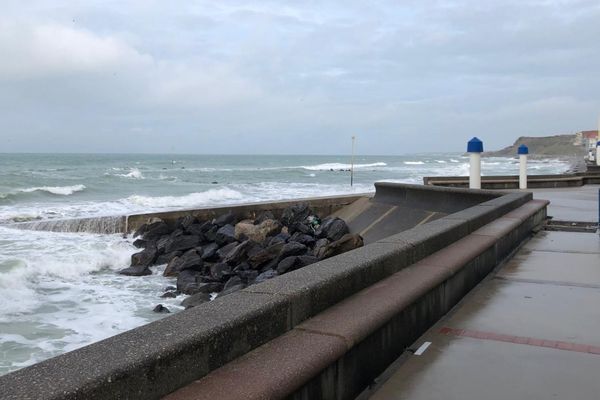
1,0,599,154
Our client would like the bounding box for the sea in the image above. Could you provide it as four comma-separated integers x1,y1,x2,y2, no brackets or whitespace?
0,153,571,375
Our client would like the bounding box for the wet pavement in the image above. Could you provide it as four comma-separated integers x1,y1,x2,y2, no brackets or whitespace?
367,201,600,399
530,185,600,222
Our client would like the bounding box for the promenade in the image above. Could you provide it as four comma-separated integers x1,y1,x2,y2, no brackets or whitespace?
366,185,600,400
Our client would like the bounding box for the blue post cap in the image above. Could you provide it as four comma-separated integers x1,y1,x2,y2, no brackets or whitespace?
467,137,483,153
597,141,600,147
517,144,529,155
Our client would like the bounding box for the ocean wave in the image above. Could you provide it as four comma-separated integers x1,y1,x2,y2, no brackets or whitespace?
403,161,425,165
116,168,144,179
0,185,87,199
125,188,245,209
301,162,387,171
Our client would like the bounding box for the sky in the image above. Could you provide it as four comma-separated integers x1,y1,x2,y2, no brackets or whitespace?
0,0,599,155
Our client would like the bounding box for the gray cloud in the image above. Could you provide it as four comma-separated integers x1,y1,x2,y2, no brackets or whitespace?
0,0,599,154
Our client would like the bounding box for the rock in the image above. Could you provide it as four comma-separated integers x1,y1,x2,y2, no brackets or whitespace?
164,235,201,254
248,242,285,268
235,219,282,243
278,241,308,261
224,240,256,266
297,255,318,267
289,222,312,235
312,238,330,258
276,256,299,274
204,225,219,242
176,215,196,231
254,210,275,225
255,269,278,283
216,224,236,245
132,238,147,248
153,304,171,313
217,283,245,298
181,292,211,309
223,275,243,291
267,232,290,246
213,211,236,227
217,241,239,259
316,217,349,242
160,291,177,298
163,249,203,277
185,223,206,237
232,262,251,273
210,262,232,281
290,232,316,247
318,233,364,259
119,265,152,276
164,285,176,291
155,250,182,266
131,246,158,267
238,269,259,283
176,269,202,294
142,220,171,240
200,242,220,260
281,203,311,227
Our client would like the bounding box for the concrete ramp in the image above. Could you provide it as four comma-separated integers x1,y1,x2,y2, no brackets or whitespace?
333,195,445,244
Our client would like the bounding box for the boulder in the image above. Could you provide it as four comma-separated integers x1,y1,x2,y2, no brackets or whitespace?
155,250,182,266
213,211,236,227
210,262,232,281
119,265,152,276
266,232,290,246
200,242,220,260
185,223,206,237
216,224,236,245
163,235,201,254
217,241,239,259
238,269,259,283
204,225,219,242
235,219,282,243
254,210,275,225
248,242,285,268
130,246,158,267
153,304,171,313
288,222,311,235
224,240,253,265
223,275,243,291
276,256,299,274
142,220,171,240
132,238,147,248
217,283,245,298
255,269,278,283
297,255,319,267
176,215,196,231
313,238,330,259
281,203,311,227
181,292,211,309
318,233,364,259
289,232,316,247
163,249,203,277
316,217,349,242
160,291,177,298
278,241,308,261
175,269,202,294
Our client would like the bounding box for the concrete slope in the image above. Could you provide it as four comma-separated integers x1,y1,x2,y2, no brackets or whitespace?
333,196,445,244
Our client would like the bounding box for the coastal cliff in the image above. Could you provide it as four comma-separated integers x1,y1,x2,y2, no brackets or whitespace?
484,134,585,157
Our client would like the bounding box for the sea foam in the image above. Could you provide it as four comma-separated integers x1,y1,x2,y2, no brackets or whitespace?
302,162,387,171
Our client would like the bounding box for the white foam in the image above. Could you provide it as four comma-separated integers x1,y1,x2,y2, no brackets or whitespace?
15,185,86,196
403,161,425,165
117,168,144,179
125,188,245,209
301,162,387,171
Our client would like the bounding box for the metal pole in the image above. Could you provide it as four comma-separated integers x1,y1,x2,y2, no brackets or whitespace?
350,136,355,187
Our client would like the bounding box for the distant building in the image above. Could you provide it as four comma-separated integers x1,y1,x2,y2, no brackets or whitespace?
574,130,599,149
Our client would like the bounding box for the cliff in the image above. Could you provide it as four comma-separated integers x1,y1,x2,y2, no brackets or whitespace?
484,134,586,157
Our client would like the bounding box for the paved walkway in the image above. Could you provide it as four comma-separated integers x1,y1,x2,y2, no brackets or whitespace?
367,188,600,400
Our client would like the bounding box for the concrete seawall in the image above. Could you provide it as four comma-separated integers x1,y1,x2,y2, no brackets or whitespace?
423,171,600,189
0,183,547,400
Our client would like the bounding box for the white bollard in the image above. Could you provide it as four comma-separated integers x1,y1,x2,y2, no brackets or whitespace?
596,141,600,167
518,144,528,189
467,137,483,189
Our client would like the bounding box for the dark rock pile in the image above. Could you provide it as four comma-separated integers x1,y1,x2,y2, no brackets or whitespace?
120,203,364,311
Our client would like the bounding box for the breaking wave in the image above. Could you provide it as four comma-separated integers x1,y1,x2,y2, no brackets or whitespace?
0,185,86,199
301,162,387,171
